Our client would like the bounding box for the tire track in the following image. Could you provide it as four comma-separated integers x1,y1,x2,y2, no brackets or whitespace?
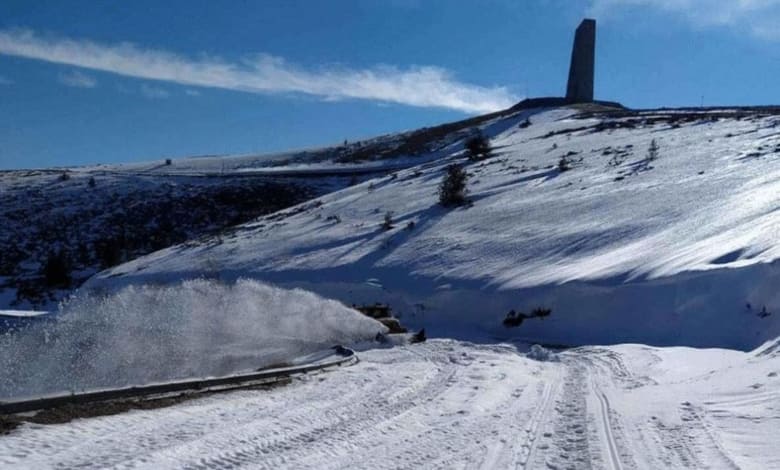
678,402,741,470
592,379,624,470
187,356,460,469
520,375,562,469
1,341,636,469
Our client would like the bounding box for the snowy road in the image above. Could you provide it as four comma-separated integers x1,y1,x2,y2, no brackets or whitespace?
1,339,778,469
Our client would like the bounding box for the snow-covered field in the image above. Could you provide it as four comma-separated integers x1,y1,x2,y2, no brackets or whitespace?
2,338,778,469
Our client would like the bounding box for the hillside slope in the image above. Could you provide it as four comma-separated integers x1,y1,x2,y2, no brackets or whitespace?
88,105,780,349
0,101,523,310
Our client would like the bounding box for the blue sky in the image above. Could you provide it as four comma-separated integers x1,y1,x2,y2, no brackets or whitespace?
1,0,779,169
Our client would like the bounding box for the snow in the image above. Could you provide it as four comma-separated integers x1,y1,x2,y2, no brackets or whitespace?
0,310,52,334
0,279,385,400
2,104,780,467
527,343,560,362
0,310,49,318
1,339,777,469
86,106,780,349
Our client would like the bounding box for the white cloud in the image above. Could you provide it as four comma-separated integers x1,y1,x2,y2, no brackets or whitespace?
589,0,780,40
0,75,12,85
140,83,169,99
58,69,97,88
184,88,201,96
0,29,518,113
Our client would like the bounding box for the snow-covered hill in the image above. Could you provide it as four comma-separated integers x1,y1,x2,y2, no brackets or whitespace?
0,102,517,310
86,104,780,350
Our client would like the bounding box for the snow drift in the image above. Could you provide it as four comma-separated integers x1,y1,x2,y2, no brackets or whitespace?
0,279,383,400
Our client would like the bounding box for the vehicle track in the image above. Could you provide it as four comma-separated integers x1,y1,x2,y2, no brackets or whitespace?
520,377,563,469
0,341,565,469
4,340,759,469
592,379,624,470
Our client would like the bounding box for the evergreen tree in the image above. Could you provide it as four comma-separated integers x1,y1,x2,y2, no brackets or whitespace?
42,250,70,287
465,133,491,161
439,164,468,207
647,139,660,161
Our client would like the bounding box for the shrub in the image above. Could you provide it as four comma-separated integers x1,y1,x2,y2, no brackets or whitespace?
558,156,571,172
88,176,96,188
438,164,468,207
465,133,491,161
647,139,659,161
381,211,394,230
503,310,525,328
95,238,123,268
503,307,552,328
58,172,70,182
531,307,552,318
42,250,70,288
165,158,172,165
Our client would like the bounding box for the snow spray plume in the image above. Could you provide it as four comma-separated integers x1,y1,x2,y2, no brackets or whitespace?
0,279,382,399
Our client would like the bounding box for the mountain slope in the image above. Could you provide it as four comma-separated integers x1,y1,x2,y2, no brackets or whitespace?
87,105,780,349
0,100,530,310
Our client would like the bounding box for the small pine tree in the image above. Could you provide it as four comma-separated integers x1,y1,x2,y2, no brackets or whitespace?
465,133,491,161
558,155,570,172
647,139,659,161
438,164,468,207
88,176,96,188
382,211,394,230
42,250,70,287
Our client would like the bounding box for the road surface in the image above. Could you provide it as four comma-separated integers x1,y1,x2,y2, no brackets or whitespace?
1,340,777,469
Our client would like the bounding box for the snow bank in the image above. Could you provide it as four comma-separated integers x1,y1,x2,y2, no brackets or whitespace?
527,344,559,362
755,337,780,357
0,279,383,400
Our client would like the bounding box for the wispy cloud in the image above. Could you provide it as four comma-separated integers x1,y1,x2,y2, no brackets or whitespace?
0,75,12,85
140,83,169,99
0,29,518,113
184,88,201,96
58,69,97,88
589,0,780,40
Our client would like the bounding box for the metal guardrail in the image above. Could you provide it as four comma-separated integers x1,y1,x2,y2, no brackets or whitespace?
0,346,357,415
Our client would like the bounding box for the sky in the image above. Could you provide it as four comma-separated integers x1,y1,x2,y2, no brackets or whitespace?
0,0,779,169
